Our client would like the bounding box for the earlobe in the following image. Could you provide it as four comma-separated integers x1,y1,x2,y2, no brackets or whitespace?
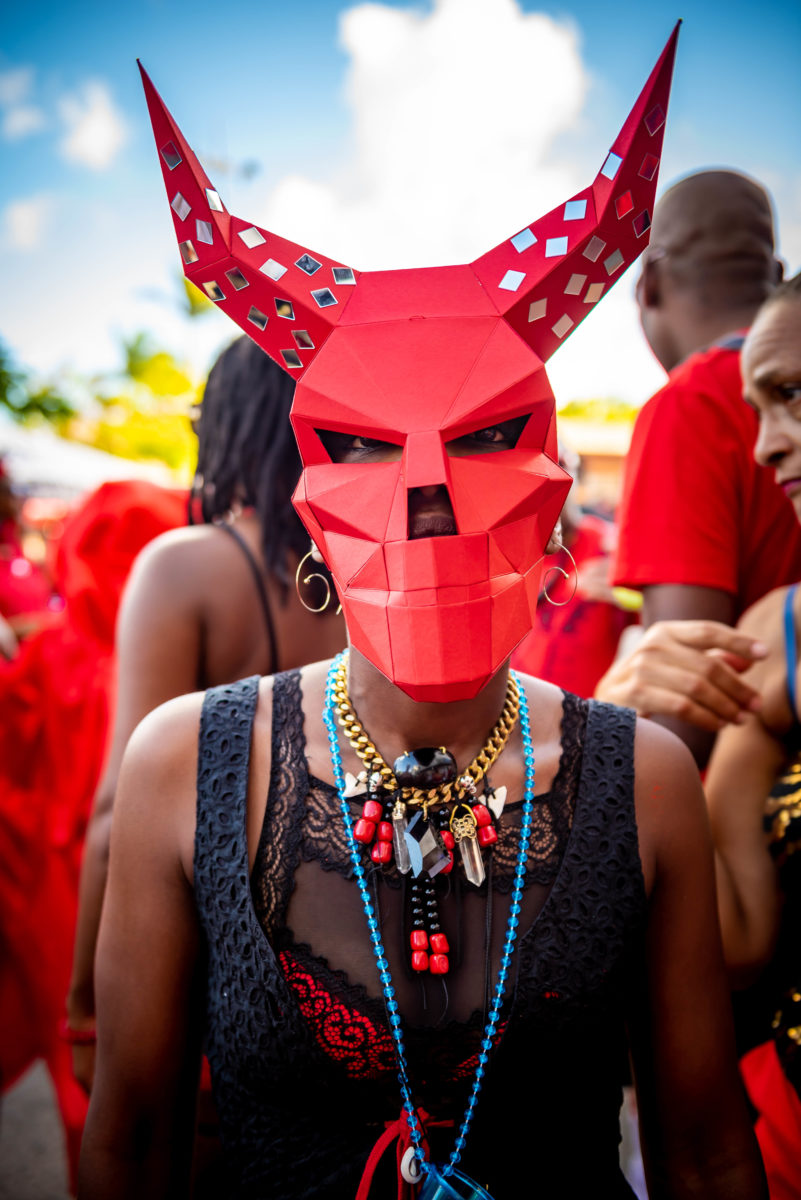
639,257,662,310
545,521,563,556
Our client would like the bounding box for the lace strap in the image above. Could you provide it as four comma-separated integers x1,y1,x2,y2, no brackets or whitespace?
577,699,642,890
194,675,261,905
252,669,311,939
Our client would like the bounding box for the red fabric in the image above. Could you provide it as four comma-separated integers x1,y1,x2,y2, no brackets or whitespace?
0,479,186,1189
356,1108,439,1200
613,345,801,616
0,521,52,618
279,949,396,1080
513,515,634,697
741,1040,801,1199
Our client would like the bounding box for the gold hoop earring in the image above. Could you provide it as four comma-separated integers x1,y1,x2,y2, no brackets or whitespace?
295,547,341,614
542,543,579,607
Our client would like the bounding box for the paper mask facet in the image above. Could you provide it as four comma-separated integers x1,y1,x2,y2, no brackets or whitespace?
139,25,678,702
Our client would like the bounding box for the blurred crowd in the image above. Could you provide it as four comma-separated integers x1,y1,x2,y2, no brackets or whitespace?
2,165,801,1198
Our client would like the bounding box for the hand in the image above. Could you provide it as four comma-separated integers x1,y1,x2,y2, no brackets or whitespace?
72,1042,96,1096
594,620,768,732
66,992,97,1095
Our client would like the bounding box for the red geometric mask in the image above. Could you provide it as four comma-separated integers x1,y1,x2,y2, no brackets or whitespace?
140,26,677,702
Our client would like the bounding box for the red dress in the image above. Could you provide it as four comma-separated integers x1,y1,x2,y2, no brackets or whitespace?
0,480,186,1187
613,343,801,615
0,520,52,619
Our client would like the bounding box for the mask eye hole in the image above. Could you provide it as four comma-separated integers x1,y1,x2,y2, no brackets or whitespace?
316,429,402,464
445,414,529,457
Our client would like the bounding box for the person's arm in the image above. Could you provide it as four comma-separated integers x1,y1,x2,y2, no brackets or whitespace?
595,617,766,734
611,364,758,768
628,719,766,1198
68,534,203,1089
705,711,785,984
703,599,787,983
78,696,204,1199
639,585,737,766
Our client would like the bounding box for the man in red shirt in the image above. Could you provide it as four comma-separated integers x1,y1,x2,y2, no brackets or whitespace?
611,170,801,764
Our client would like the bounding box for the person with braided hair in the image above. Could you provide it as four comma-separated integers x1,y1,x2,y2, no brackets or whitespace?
66,336,345,1094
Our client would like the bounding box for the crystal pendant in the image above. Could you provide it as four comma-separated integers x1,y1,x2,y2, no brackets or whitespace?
418,1164,495,1200
450,806,485,887
392,797,411,874
404,811,451,878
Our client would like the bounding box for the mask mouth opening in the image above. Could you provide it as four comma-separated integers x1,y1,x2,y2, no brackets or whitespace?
407,485,458,540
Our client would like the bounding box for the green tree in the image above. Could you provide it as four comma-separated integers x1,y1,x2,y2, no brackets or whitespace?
0,339,75,424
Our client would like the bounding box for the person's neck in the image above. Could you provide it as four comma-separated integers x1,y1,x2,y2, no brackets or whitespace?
344,645,512,770
668,305,756,370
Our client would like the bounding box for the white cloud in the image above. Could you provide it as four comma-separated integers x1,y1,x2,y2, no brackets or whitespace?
2,194,53,251
0,65,45,142
58,80,128,170
3,105,45,139
245,0,660,404
261,0,588,269
0,66,34,108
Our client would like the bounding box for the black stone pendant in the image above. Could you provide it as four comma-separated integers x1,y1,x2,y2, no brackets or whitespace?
393,746,457,790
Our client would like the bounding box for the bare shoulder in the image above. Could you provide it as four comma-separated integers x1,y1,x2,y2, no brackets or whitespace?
514,670,563,708
632,716,708,895
115,691,206,881
124,689,205,777
515,672,567,732
130,523,236,590
738,585,796,732
737,585,788,659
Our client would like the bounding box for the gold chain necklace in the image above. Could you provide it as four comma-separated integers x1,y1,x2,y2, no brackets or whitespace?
331,653,519,810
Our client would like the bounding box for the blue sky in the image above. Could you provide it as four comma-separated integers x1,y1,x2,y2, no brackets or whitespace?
2,0,800,406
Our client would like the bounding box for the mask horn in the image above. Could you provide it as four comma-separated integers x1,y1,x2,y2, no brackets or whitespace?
138,62,359,378
470,22,680,363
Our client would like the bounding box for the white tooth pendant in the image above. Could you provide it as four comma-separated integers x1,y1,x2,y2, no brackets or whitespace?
344,770,368,798
487,785,507,821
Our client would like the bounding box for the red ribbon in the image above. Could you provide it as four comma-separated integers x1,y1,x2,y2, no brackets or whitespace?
356,1107,454,1200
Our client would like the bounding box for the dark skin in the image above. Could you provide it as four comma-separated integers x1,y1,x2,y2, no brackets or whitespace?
67,512,345,1089
80,649,766,1198
81,419,765,1197
707,295,801,982
70,418,525,1082
599,296,801,988
612,170,783,767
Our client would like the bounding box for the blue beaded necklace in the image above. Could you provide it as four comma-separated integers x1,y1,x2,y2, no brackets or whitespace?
323,652,536,1199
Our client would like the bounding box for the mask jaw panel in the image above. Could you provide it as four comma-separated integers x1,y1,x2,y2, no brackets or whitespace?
469,22,679,363
138,62,359,379
386,596,495,703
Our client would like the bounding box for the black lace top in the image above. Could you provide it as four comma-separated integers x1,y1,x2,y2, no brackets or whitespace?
194,672,645,1199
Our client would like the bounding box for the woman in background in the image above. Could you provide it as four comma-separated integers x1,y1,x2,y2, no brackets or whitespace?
66,337,345,1090
703,274,801,1197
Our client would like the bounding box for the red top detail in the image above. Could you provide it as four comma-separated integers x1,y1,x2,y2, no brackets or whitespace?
279,950,396,1081
613,344,801,613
